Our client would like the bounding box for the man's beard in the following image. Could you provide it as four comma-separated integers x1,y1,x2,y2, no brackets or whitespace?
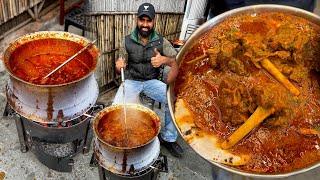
137,26,153,38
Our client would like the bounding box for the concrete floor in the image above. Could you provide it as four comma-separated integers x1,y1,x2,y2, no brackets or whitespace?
0,1,320,180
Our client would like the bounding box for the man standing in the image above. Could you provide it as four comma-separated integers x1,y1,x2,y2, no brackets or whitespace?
113,2,183,157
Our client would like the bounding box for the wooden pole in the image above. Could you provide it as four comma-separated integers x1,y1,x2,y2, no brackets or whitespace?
110,14,115,83
105,15,109,84
59,0,64,25
101,15,106,86
97,15,102,87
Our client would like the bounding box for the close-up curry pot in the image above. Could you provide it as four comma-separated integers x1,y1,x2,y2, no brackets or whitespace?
3,31,100,123
168,5,320,178
3,32,98,85
93,104,161,151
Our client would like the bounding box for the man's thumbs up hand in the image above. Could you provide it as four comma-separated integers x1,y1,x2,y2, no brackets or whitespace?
153,48,161,57
151,48,164,68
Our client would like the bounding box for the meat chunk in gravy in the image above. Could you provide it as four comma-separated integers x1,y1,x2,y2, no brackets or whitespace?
217,77,256,126
175,12,320,173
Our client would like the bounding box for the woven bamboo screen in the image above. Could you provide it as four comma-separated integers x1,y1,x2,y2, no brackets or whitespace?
0,0,43,25
86,0,185,13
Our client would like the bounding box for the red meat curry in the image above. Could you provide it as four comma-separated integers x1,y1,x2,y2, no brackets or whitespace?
175,12,320,173
97,106,159,148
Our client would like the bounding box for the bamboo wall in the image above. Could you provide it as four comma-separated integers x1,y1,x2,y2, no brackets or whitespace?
86,12,184,88
86,0,185,13
0,0,43,25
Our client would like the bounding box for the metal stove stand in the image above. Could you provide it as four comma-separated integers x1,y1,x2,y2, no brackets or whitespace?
3,103,104,172
90,153,168,180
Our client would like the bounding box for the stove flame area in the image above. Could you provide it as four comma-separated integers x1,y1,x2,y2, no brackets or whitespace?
3,103,104,172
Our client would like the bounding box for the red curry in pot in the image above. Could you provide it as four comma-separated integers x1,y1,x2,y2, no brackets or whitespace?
97,106,160,148
175,12,320,173
9,39,96,85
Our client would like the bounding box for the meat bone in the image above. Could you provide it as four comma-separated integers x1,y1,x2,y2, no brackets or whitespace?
221,58,300,149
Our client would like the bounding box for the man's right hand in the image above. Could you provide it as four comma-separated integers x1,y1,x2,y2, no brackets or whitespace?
116,57,126,73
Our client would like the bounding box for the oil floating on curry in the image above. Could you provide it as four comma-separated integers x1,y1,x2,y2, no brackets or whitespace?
174,12,320,173
9,39,96,85
97,105,160,148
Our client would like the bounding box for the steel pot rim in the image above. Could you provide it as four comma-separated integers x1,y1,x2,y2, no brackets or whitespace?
168,4,320,178
93,103,161,151
2,31,100,87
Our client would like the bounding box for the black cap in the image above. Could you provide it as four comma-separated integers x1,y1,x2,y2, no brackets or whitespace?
137,3,155,19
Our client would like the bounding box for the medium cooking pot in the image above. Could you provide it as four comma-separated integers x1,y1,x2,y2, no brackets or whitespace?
3,31,100,124
167,5,320,178
93,103,161,152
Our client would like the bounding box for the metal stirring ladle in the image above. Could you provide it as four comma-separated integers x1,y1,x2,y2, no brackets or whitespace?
120,66,130,146
42,39,96,79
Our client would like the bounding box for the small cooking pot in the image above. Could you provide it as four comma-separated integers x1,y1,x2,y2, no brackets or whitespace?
93,103,161,152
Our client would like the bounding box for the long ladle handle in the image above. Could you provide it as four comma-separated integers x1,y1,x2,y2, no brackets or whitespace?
43,39,96,79
121,67,125,82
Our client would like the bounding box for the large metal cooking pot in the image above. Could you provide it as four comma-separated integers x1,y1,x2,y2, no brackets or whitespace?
167,5,320,178
3,31,99,124
93,103,161,152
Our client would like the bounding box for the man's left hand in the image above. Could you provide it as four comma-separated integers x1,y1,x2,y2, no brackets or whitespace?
151,48,166,68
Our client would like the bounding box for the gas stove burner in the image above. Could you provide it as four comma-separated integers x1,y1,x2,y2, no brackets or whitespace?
4,103,104,172
97,154,168,180
37,141,75,157
94,138,161,176
91,138,168,180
